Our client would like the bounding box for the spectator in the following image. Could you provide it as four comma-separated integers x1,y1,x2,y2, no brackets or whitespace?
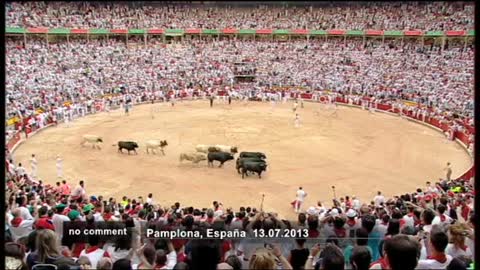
312,243,345,270
249,245,293,270
418,227,453,269
343,228,372,267
224,254,242,270
77,256,93,269
445,224,473,260
361,215,381,262
71,180,86,201
371,234,420,270
289,238,309,270
79,234,110,269
373,192,385,207
113,258,133,270
9,208,35,241
5,242,28,270
26,229,67,268
98,257,114,270
350,246,371,270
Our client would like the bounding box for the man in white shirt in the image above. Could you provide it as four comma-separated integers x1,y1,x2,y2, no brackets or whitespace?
352,196,361,210
146,193,154,205
417,228,453,269
425,181,439,194
431,204,453,227
29,154,38,178
8,159,16,175
52,204,70,241
16,197,34,221
293,187,307,213
373,191,385,207
71,180,86,201
16,163,26,177
9,208,35,241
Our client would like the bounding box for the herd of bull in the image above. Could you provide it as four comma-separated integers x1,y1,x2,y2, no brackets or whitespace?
81,135,267,179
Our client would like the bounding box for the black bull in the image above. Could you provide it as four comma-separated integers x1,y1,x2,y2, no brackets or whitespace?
241,161,268,179
239,152,267,159
118,141,139,154
236,157,266,174
207,152,234,167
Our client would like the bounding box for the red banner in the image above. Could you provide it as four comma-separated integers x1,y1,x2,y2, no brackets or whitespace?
293,29,309,35
185,29,201,34
328,30,346,35
7,132,21,151
111,29,128,34
222,28,238,34
27,27,48,34
256,29,273,34
71,29,88,34
148,29,164,34
366,30,384,36
446,30,466,36
404,30,423,36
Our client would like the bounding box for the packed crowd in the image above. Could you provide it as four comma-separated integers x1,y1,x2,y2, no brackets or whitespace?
5,158,475,269
6,2,474,30
5,37,474,125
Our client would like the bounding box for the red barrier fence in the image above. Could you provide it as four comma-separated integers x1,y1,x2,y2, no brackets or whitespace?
6,132,21,151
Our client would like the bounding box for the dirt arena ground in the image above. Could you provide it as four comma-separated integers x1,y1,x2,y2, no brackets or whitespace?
13,100,472,219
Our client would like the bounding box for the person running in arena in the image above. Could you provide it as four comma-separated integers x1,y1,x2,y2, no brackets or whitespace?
294,113,301,128
444,162,452,181
293,100,298,113
56,155,63,178
330,100,339,118
291,187,307,213
29,154,37,178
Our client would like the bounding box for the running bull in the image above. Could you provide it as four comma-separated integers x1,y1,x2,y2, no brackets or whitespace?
239,152,267,159
241,161,268,179
207,151,234,167
117,141,139,155
236,157,267,174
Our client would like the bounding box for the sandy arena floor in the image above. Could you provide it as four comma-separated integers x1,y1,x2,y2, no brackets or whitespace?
13,100,472,219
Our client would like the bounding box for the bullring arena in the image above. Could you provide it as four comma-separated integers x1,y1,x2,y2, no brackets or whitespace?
13,99,472,218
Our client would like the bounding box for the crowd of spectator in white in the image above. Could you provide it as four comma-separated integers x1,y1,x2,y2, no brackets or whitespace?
6,2,474,30
5,36,474,125
4,2,475,270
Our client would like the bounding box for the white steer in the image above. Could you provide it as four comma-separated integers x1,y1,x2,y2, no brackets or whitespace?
146,140,168,155
81,135,103,149
214,145,238,154
179,152,207,164
195,144,215,153
195,144,238,154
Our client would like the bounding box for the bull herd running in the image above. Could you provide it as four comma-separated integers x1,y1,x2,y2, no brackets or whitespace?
81,135,267,179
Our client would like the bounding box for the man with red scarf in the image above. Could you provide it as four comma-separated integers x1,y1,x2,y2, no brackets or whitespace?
417,227,453,269
9,208,35,240
370,234,420,270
